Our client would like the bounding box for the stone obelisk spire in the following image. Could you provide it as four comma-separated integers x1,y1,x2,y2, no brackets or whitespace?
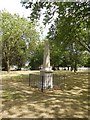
43,40,51,71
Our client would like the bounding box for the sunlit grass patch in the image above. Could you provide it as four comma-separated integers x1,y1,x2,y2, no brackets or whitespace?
1,70,89,118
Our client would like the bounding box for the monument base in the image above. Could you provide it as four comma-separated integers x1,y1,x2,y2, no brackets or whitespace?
39,70,53,89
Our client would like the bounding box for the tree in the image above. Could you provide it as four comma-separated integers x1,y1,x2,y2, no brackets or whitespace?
50,42,63,70
1,11,39,71
50,41,86,72
21,1,90,52
29,41,44,70
21,1,90,71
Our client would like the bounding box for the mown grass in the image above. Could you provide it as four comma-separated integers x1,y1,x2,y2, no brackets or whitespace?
1,70,89,118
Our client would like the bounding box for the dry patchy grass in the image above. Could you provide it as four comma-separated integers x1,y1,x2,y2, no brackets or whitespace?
0,70,89,119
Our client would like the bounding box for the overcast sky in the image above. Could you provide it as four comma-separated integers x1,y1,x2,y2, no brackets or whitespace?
0,0,30,17
0,0,48,39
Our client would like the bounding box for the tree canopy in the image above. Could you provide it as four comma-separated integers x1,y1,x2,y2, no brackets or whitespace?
1,1,90,71
21,1,90,52
1,10,39,71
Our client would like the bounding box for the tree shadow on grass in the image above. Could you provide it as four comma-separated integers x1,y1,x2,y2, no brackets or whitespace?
1,72,89,118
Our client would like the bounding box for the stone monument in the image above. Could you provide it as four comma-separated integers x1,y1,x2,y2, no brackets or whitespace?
40,40,53,89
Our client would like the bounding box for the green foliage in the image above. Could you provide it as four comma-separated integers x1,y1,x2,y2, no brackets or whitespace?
50,42,62,67
29,41,44,70
21,1,90,52
48,2,90,52
21,1,90,71
1,10,39,71
50,41,84,71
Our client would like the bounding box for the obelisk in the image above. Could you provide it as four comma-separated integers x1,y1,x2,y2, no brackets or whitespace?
43,40,51,70
40,40,53,89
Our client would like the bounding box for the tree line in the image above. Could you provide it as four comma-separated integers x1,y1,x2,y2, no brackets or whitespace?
1,1,90,72
21,1,90,72
0,11,40,71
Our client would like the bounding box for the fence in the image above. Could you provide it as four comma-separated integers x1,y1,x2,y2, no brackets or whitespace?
29,74,67,92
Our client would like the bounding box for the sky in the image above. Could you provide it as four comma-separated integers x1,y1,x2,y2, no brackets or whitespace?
0,0,30,17
0,0,48,39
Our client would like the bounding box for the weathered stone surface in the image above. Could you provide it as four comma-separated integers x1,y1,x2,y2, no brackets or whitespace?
40,40,53,89
43,40,51,71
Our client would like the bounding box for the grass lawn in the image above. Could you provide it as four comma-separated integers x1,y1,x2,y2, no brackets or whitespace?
0,70,89,118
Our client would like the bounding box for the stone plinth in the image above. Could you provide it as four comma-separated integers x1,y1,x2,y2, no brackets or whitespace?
40,70,53,89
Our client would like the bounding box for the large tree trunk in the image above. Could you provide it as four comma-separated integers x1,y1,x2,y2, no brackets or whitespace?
74,60,77,72
17,63,22,70
67,66,69,71
71,66,73,71
6,58,10,72
3,44,10,72
71,62,74,71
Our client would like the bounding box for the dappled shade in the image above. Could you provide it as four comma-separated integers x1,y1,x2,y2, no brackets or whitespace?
1,71,89,118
